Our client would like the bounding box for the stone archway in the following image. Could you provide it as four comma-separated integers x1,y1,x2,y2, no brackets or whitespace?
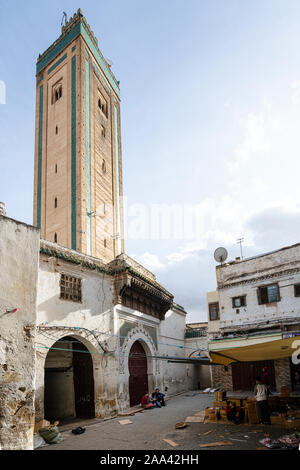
44,336,95,421
128,341,148,406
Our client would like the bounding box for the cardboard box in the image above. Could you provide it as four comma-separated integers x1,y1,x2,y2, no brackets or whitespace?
285,418,300,429
270,415,285,426
205,407,219,421
215,391,226,401
245,402,260,424
213,401,227,408
280,387,290,397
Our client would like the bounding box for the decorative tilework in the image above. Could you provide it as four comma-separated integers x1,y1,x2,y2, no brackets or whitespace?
93,63,111,94
47,53,67,75
36,21,120,98
71,56,77,250
37,23,81,74
85,58,91,256
37,85,44,229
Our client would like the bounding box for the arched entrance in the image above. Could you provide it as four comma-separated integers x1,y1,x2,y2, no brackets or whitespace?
44,336,95,421
129,341,148,407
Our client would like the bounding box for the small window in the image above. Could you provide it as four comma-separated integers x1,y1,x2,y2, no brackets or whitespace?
54,197,58,208
232,296,246,308
98,93,108,117
257,284,280,304
55,125,58,135
209,302,219,321
295,284,300,297
102,159,107,173
54,85,62,102
55,164,58,174
60,273,82,302
54,233,57,243
101,125,106,138
104,238,107,248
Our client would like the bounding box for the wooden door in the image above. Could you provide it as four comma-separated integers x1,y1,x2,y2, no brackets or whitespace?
129,341,148,407
232,360,275,391
73,341,95,418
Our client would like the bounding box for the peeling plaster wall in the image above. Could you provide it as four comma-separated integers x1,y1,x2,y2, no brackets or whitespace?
159,308,190,397
216,245,300,331
35,255,118,420
0,216,39,450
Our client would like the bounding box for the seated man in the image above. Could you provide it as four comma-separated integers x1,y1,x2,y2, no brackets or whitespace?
141,392,154,409
152,388,166,407
225,401,244,425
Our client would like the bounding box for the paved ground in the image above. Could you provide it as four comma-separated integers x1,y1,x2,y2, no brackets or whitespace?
38,392,294,451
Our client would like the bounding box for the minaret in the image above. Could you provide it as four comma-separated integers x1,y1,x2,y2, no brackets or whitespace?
33,9,124,263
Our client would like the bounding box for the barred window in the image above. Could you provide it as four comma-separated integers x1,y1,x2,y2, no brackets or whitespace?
60,274,82,302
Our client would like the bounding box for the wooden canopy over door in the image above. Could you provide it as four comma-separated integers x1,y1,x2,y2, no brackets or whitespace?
129,341,148,407
232,360,275,391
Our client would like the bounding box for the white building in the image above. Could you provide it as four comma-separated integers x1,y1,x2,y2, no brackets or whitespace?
207,243,300,392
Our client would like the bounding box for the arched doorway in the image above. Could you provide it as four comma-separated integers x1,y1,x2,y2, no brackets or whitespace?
129,341,148,407
44,336,95,421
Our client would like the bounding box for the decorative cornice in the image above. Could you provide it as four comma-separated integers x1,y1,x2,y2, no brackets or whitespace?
218,266,300,290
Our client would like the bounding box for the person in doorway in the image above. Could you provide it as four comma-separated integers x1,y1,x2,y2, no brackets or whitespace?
294,371,300,386
141,392,154,409
152,388,166,407
225,401,243,424
254,376,271,424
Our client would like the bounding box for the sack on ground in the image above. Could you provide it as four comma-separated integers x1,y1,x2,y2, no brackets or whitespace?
38,426,63,444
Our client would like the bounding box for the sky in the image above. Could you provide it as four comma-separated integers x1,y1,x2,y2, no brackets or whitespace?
1,0,300,322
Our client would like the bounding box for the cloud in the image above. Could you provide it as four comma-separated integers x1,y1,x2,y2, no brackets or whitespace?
132,96,300,323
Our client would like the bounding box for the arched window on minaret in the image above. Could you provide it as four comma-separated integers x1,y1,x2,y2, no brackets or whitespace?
54,197,57,208
54,233,57,243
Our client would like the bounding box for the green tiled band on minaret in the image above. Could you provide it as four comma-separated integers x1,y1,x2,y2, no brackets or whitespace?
85,58,91,255
71,55,77,250
37,85,43,229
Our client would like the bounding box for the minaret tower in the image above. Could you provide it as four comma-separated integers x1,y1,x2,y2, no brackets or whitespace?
33,9,124,262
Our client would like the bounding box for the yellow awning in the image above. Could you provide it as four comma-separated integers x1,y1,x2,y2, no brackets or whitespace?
209,335,300,366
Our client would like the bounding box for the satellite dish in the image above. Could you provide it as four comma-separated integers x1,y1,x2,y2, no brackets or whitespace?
214,247,228,264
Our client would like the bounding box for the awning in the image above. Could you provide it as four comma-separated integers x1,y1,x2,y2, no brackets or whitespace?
209,333,300,366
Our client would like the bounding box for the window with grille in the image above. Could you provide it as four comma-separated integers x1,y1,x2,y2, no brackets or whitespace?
60,274,82,302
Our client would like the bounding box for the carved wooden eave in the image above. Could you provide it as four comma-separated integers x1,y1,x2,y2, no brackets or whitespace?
113,269,174,321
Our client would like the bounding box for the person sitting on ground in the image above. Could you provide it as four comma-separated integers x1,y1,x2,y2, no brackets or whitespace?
225,401,243,425
254,376,271,425
152,388,166,407
141,392,154,409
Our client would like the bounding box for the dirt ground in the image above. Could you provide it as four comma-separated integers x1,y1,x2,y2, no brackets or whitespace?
37,392,297,451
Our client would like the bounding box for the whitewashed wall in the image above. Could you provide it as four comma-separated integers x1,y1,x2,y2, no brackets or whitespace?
0,216,39,450
216,244,300,330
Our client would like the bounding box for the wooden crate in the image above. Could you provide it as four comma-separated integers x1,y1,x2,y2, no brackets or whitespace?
245,402,260,424
285,419,300,429
270,415,285,426
214,391,226,401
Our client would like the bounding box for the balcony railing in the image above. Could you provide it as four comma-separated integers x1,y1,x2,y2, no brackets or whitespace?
185,328,207,338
